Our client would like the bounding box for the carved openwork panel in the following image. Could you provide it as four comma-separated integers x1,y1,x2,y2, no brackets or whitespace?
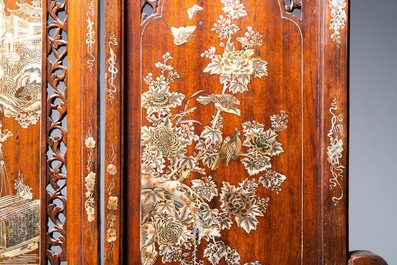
45,0,68,263
141,0,161,24
131,0,307,264
284,0,302,18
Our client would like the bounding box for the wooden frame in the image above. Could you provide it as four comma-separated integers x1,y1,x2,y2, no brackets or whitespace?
17,0,386,264
123,1,384,265
42,0,101,263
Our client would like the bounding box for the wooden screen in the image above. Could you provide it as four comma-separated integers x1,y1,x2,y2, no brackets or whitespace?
0,0,353,264
125,0,349,264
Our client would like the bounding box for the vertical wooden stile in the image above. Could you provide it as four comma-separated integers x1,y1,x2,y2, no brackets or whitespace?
104,0,124,263
80,0,100,263
321,0,349,264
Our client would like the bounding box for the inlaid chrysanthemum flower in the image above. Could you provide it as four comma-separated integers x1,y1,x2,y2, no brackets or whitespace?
157,220,183,246
220,182,253,217
142,85,185,115
244,128,284,157
142,119,189,160
220,182,263,233
151,126,182,158
221,50,254,75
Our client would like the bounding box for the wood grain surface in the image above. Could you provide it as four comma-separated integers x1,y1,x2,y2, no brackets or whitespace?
125,0,349,264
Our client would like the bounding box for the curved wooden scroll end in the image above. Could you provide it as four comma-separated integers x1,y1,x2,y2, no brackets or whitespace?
348,251,388,265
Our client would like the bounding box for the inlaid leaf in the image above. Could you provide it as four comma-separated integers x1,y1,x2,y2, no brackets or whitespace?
203,55,222,74
252,58,268,78
204,242,228,265
179,156,197,170
228,80,248,94
235,215,259,233
142,188,166,204
201,126,223,144
202,152,217,168
178,205,194,225
155,200,176,215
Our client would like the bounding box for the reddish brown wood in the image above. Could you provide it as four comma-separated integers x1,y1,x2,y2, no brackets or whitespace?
80,0,100,263
348,251,388,265
124,0,349,264
321,0,349,264
104,0,124,263
29,0,388,264
67,0,83,261
125,0,141,263
42,0,100,263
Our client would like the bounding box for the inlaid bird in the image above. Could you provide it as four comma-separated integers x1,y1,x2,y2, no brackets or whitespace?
211,127,242,170
197,94,241,116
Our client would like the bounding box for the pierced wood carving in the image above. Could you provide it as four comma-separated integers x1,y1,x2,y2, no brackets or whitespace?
284,0,302,18
141,0,160,23
46,0,68,263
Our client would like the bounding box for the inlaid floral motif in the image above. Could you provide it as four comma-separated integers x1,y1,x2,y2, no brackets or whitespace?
84,135,96,223
327,97,345,204
86,0,96,71
84,124,96,249
329,0,347,43
106,145,118,261
107,32,118,103
141,1,288,264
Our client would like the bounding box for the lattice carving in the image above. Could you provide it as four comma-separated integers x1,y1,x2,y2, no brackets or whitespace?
284,0,302,18
46,0,68,263
141,0,160,24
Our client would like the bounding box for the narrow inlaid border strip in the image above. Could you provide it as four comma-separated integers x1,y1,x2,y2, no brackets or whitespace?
327,96,345,204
